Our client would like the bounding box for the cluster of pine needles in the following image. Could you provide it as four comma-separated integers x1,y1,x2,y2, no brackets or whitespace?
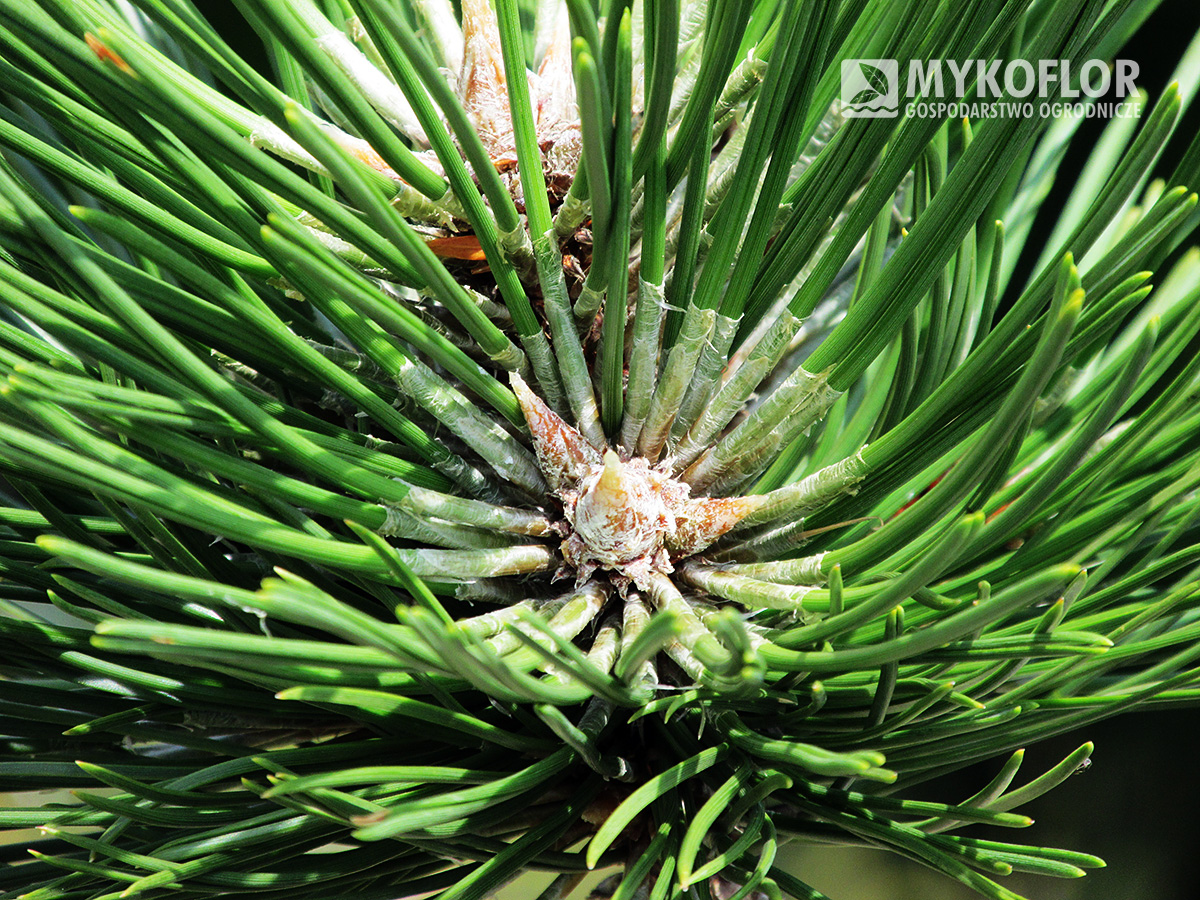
1,0,1200,898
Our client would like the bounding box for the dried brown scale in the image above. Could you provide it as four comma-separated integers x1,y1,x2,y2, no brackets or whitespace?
457,0,581,207
511,372,768,600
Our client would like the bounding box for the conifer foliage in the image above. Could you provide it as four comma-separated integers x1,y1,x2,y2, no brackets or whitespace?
2,1,1200,898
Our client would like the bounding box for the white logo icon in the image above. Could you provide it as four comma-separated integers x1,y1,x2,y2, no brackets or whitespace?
841,59,898,118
